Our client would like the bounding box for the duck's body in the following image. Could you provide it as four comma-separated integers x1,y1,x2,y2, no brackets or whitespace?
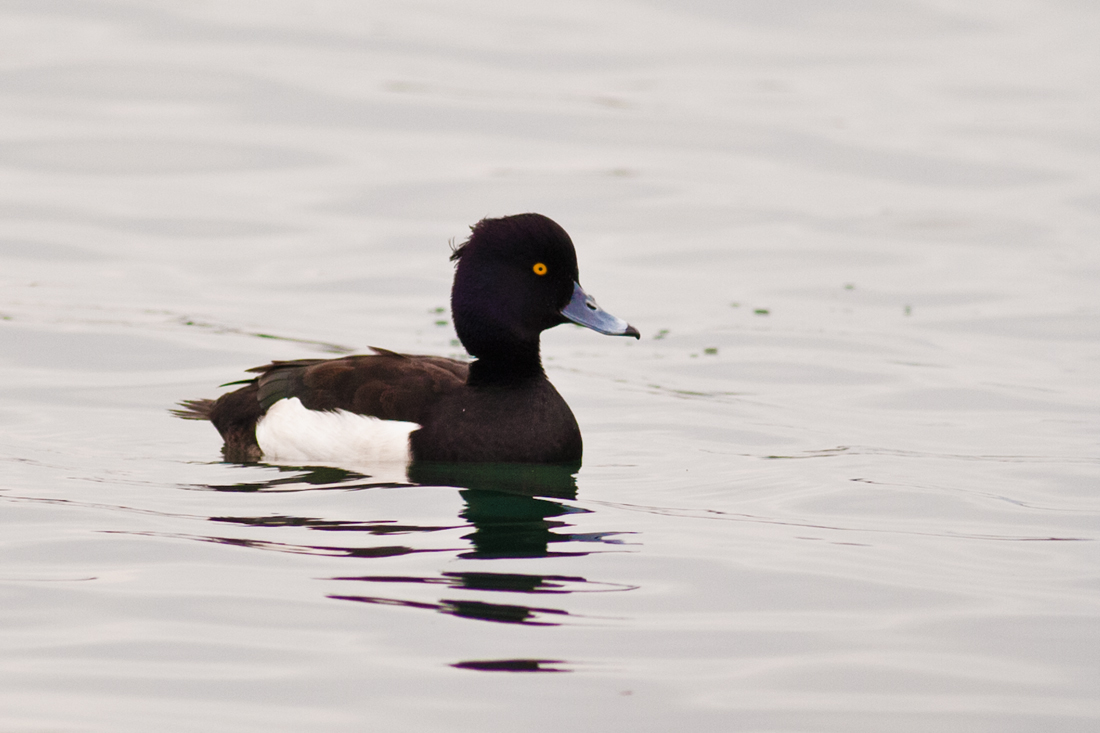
178,213,638,465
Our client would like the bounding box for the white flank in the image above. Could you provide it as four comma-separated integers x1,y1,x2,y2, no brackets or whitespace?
255,397,418,465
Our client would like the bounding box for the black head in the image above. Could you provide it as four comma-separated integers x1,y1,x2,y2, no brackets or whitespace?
450,213,639,380
450,214,580,363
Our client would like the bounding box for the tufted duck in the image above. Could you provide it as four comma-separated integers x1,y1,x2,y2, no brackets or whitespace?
176,213,639,465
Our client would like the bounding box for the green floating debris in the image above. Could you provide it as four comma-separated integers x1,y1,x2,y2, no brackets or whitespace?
904,304,912,316
729,302,740,308
654,328,670,340
434,320,448,326
754,308,770,316
703,347,718,355
844,283,855,290
432,306,445,314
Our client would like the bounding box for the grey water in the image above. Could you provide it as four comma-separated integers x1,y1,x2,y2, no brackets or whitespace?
2,2,1099,731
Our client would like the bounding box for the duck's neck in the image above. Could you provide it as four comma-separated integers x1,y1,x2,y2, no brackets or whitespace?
467,343,545,386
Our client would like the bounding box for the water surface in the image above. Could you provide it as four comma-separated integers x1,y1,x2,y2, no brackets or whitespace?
2,2,1098,731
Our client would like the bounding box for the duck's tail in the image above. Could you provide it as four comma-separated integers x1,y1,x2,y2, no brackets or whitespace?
171,398,215,421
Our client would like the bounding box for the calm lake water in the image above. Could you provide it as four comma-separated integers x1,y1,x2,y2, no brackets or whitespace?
2,2,1099,731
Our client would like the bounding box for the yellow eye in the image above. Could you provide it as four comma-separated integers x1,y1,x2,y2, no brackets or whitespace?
532,262,548,276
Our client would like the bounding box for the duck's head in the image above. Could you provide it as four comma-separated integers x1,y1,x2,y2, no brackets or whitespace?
450,213,639,364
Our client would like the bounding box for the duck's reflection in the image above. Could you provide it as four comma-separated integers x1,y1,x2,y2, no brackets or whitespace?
458,489,587,559
332,571,627,594
407,461,579,500
451,659,568,673
193,460,634,634
327,593,572,626
200,461,626,561
200,463,405,493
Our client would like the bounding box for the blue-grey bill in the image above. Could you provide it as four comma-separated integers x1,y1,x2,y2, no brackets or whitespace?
561,282,640,338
